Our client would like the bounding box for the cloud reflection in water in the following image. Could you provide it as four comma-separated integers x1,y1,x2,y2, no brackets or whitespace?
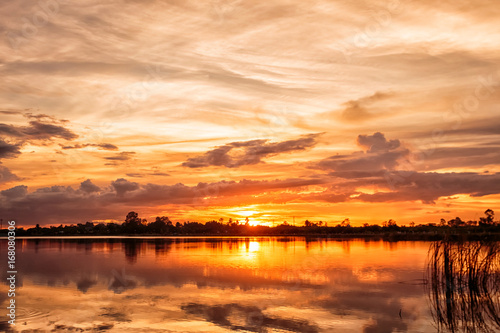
0,238,434,332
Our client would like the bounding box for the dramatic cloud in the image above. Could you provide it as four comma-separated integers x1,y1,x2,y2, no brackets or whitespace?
0,139,22,159
0,116,77,185
79,179,101,193
0,177,325,225
183,134,320,168
315,133,408,172
0,166,20,184
413,146,500,170
310,132,500,204
4,168,500,225
359,172,500,204
111,178,139,196
303,170,500,205
357,132,401,153
1,185,28,198
0,121,77,141
0,138,22,184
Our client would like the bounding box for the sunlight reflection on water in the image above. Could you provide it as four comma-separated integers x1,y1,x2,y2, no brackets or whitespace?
0,238,440,332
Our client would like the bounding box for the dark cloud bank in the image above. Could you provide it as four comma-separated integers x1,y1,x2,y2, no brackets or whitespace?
1,132,499,225
182,134,320,168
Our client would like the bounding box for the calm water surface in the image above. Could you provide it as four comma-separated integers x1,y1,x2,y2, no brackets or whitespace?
0,238,451,332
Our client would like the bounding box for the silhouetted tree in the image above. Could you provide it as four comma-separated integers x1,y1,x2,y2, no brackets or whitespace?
466,220,477,226
479,209,495,226
123,211,144,233
486,209,494,221
383,219,398,230
125,211,140,224
448,217,464,227
148,216,171,234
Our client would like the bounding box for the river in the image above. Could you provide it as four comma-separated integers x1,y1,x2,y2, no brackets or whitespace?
0,237,498,332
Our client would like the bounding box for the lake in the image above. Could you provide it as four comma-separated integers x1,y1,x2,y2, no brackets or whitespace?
1,237,498,332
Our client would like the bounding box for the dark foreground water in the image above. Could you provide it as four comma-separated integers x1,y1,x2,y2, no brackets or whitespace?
0,237,498,332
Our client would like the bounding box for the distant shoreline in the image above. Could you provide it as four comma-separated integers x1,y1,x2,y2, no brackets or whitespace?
2,231,500,241
2,209,499,241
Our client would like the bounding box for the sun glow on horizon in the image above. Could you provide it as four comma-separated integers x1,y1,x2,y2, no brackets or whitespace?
237,210,260,217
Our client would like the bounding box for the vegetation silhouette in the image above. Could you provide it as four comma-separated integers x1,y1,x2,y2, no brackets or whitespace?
2,209,499,240
426,240,500,333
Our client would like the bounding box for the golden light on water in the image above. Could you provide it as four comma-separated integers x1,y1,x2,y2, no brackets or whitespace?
6,238,440,332
248,241,260,252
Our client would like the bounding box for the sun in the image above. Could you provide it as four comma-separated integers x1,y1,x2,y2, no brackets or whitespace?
237,210,262,226
223,206,269,226
237,210,259,217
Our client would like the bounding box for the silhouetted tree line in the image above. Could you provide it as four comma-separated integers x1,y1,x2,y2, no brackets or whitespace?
2,209,499,238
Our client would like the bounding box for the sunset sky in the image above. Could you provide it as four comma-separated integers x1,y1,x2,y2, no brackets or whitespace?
1,0,499,226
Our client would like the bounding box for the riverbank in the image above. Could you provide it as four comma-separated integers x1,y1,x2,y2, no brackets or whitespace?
3,230,500,241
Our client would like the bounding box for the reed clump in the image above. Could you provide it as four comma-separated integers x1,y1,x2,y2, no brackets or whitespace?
426,241,500,333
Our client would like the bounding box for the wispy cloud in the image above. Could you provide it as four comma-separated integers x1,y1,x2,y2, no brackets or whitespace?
61,143,118,150
104,151,136,165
